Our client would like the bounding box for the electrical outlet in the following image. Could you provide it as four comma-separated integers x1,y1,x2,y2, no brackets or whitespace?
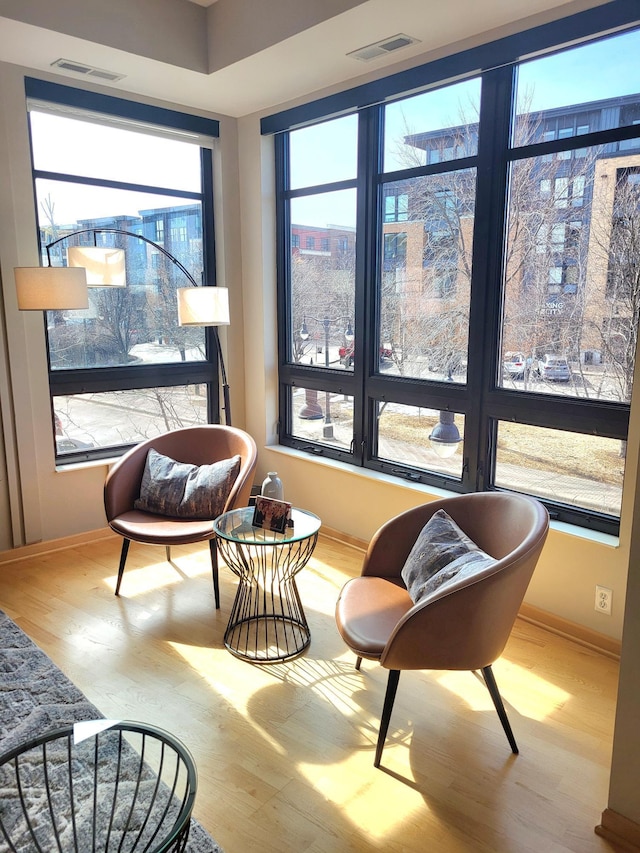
595,585,612,615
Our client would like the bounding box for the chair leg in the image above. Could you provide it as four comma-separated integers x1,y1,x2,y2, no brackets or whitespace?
115,539,130,596
481,664,519,754
209,539,220,610
374,669,401,768
355,656,362,670
165,545,171,562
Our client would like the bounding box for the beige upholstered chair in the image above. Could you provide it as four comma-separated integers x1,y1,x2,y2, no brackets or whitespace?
335,492,549,767
104,425,257,606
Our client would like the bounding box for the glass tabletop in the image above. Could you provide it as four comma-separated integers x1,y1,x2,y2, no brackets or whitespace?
214,506,321,544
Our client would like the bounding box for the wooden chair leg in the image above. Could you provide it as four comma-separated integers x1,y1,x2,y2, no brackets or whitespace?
481,664,519,754
115,539,130,596
375,669,400,768
165,545,171,562
209,538,220,610
355,656,363,670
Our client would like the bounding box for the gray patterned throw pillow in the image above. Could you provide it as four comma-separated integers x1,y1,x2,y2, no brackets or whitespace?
400,508,495,603
134,448,241,520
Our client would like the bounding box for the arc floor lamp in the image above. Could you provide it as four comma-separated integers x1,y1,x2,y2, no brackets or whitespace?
14,227,232,425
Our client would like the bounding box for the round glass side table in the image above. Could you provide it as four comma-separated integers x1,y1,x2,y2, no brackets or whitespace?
213,506,321,663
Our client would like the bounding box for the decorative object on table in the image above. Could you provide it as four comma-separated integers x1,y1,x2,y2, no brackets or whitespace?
0,721,197,853
335,492,549,768
261,471,284,501
252,495,292,534
0,608,221,852
104,425,257,608
214,506,321,662
14,227,232,425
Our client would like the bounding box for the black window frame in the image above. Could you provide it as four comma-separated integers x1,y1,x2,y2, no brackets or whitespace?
25,78,221,465
267,0,640,537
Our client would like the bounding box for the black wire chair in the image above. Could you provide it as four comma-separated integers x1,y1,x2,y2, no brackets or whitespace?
0,720,197,853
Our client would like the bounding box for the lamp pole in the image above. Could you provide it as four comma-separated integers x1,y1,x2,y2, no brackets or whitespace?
298,315,353,439
321,317,333,437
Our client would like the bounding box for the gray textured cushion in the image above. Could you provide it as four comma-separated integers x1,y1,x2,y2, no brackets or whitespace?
134,448,240,520
400,508,495,603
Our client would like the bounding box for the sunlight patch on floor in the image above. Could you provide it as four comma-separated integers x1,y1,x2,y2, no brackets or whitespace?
168,640,289,756
105,559,209,595
300,752,430,840
436,659,570,720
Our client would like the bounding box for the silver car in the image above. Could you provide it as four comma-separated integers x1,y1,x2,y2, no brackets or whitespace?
503,352,528,379
536,354,571,382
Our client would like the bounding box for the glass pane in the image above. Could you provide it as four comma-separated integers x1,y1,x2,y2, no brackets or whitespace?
29,111,201,192
289,114,358,189
290,191,356,369
377,403,465,479
494,422,623,516
290,386,353,450
384,78,481,172
36,180,205,369
499,145,640,403
53,386,209,454
379,170,475,382
514,28,640,145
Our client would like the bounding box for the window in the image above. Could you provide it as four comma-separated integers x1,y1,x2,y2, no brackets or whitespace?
27,79,220,463
271,11,640,535
384,192,409,222
383,232,407,270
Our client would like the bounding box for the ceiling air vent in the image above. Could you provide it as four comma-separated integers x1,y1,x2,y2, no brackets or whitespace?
347,34,420,62
51,59,126,82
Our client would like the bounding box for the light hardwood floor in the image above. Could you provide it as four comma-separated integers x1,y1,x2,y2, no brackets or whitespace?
0,533,620,853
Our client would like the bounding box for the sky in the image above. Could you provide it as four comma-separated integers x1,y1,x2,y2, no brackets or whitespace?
30,111,201,226
289,26,640,228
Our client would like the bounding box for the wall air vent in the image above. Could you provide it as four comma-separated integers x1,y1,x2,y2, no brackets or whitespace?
347,34,420,62
51,59,126,82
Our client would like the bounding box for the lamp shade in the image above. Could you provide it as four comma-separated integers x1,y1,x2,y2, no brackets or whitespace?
177,287,230,326
67,246,126,286
14,267,89,310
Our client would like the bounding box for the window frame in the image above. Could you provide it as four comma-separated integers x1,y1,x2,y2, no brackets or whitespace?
25,79,221,465
269,1,639,536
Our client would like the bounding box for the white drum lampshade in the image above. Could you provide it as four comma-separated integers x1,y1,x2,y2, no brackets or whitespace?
67,246,126,287
177,286,230,327
14,266,89,311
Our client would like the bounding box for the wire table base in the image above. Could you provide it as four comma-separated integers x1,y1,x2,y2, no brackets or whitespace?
214,507,321,663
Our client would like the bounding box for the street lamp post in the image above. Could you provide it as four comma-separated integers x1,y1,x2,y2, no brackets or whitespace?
299,315,353,439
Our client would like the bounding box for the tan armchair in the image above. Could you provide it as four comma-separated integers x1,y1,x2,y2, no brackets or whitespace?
335,492,549,767
104,425,257,606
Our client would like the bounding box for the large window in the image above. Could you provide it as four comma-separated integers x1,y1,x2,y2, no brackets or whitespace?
272,7,640,534
26,81,219,462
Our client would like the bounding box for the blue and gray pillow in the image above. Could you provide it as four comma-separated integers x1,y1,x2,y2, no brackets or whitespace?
401,508,496,603
134,448,241,520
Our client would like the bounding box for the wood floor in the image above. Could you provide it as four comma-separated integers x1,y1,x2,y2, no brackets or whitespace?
0,533,621,853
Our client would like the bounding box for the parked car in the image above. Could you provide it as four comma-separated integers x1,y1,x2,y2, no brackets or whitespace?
503,352,530,379
535,354,571,382
338,342,392,367
54,413,94,454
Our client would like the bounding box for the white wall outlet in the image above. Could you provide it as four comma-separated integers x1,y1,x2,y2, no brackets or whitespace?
595,585,612,615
